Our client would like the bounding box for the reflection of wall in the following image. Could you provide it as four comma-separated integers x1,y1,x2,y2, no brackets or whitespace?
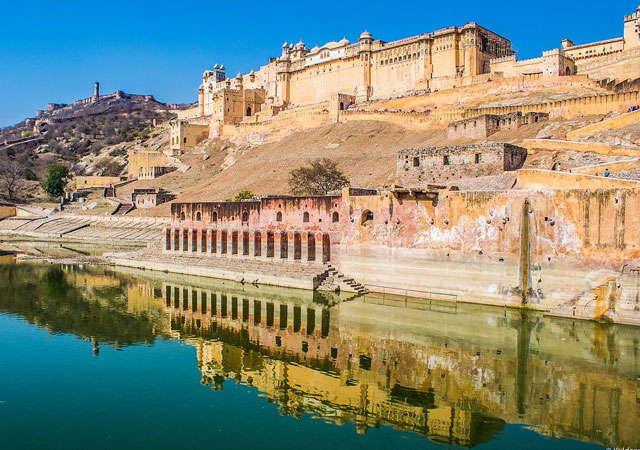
160,280,640,449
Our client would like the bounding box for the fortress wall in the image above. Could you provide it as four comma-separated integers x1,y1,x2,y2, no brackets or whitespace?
521,138,640,157
289,58,365,105
221,111,334,145
337,187,640,306
177,107,201,120
75,176,124,189
515,169,640,189
571,158,640,174
566,108,640,139
466,90,640,120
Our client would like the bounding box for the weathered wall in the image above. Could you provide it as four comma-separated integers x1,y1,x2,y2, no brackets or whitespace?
566,109,640,140
516,169,640,189
75,176,124,189
397,143,526,185
127,150,170,179
0,205,16,219
521,139,640,157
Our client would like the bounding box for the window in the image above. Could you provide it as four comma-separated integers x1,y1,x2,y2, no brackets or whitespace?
180,212,185,221
195,211,201,221
242,211,249,222
303,211,309,222
276,211,282,222
361,210,374,225
183,137,187,144
475,153,481,164
332,211,339,223
212,211,217,222
443,155,450,165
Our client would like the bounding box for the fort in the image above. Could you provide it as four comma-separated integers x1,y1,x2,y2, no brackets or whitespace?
3,6,640,327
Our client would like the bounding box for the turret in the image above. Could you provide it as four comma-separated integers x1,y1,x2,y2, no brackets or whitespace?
92,81,100,103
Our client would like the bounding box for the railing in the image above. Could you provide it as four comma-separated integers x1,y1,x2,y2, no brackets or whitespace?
364,283,458,304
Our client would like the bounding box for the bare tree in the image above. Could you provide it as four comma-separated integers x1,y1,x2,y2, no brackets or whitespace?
0,158,25,200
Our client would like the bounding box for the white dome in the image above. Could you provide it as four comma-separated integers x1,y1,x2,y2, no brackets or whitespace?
338,37,350,45
359,30,373,40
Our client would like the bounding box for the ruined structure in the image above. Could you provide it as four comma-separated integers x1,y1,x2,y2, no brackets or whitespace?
131,189,176,209
446,112,548,140
396,143,527,184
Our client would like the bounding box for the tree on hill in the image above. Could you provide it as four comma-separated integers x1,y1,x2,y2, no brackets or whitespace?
226,189,256,201
289,158,350,195
0,158,25,201
41,164,70,199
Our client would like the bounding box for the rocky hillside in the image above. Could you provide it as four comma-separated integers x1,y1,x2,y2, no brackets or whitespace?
0,93,189,202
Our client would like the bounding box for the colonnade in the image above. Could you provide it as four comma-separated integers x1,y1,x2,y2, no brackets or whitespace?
163,283,331,338
163,227,331,263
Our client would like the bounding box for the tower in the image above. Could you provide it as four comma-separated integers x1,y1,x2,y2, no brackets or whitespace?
92,82,100,103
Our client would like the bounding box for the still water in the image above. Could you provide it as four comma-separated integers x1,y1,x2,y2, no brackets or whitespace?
0,257,638,449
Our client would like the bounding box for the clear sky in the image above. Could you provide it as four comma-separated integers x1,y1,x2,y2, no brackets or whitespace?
0,0,635,127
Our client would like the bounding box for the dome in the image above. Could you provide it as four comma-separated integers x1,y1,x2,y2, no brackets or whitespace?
359,30,372,40
213,63,219,69
294,40,306,49
236,72,243,80
338,37,350,45
282,41,288,48
310,45,320,53
250,69,255,75
219,64,226,70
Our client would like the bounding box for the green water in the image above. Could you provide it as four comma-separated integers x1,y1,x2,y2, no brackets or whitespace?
0,260,638,449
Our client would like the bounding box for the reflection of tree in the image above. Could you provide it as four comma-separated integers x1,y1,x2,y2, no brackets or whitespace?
0,264,161,350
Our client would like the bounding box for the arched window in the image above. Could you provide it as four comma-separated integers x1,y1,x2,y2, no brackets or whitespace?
180,212,186,221
360,210,374,225
195,211,201,221
242,210,249,222
339,102,345,111
332,211,339,223
276,211,282,222
303,212,310,222
212,211,218,222
246,106,252,116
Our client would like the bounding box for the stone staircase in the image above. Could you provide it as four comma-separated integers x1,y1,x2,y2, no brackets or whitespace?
316,262,369,294
111,202,134,216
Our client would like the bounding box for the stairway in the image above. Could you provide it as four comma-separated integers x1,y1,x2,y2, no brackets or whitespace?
111,202,134,216
316,263,369,294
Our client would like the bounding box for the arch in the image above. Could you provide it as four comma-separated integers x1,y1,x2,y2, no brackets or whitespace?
360,210,374,225
246,106,252,116
180,211,186,221
332,211,339,223
565,67,571,76
195,211,201,221
302,211,310,222
339,102,345,111
212,211,218,222
276,211,282,222
242,210,249,222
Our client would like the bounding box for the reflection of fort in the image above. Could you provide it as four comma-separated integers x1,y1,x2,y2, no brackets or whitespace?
159,279,640,449
2,263,638,448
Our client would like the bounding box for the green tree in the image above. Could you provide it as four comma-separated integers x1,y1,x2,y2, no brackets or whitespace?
226,189,256,201
41,164,70,198
289,158,350,195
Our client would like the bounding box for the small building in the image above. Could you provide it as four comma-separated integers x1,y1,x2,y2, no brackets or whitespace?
127,149,173,179
169,121,210,154
397,143,528,185
131,188,176,209
446,112,548,140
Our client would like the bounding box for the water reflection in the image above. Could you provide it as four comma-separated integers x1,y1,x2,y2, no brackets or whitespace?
0,261,638,449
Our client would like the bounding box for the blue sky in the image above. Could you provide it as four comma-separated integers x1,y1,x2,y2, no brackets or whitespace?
0,0,635,127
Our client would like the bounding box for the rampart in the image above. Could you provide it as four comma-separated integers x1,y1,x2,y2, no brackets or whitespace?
566,109,640,139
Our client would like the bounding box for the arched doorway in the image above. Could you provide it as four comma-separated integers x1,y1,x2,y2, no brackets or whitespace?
339,102,345,111
246,106,252,116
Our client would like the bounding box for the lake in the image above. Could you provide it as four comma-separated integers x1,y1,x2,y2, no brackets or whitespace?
0,258,637,449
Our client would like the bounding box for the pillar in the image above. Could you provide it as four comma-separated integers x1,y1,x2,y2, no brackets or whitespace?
261,231,269,259
218,229,226,254
287,231,296,262
274,232,282,259
301,232,309,262
210,229,217,254
315,232,324,263
249,231,256,258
